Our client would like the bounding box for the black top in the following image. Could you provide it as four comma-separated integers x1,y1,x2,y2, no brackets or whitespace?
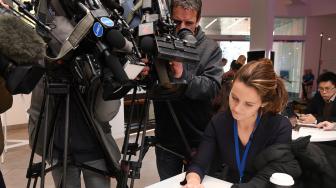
154,27,223,155
188,111,292,183
305,93,336,123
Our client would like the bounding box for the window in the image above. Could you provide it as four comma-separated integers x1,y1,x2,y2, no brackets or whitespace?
218,41,249,72
273,42,304,98
274,18,305,36
200,17,250,35
201,16,305,99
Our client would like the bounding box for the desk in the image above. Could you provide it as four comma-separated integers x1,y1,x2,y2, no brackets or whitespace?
292,127,336,142
145,172,233,188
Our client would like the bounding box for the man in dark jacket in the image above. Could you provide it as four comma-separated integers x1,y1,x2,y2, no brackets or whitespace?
154,0,223,180
298,72,336,123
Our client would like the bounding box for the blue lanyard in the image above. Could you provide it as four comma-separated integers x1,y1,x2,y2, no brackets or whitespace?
233,115,261,183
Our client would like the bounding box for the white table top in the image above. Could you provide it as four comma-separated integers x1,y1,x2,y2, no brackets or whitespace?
145,172,233,188
292,127,336,142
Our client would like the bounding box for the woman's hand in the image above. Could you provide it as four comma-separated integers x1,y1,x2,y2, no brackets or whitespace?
140,58,150,76
182,173,203,188
316,121,336,130
182,183,204,188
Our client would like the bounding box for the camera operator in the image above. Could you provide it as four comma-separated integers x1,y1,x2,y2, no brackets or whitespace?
150,0,223,180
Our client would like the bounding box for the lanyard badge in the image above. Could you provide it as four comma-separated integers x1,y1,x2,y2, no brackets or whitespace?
233,114,261,183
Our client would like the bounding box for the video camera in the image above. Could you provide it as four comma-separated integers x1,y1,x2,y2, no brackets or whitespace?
33,0,145,101
137,0,200,97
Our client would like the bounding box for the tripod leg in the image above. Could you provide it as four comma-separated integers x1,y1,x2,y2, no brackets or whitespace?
26,78,47,188
62,86,70,188
166,101,192,155
40,91,51,188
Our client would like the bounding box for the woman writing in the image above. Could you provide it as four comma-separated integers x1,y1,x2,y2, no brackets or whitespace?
183,59,300,188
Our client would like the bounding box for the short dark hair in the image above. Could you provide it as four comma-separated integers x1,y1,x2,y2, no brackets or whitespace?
317,72,336,86
230,60,242,71
171,0,202,20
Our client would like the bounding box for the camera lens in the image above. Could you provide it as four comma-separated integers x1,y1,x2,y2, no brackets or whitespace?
177,28,197,44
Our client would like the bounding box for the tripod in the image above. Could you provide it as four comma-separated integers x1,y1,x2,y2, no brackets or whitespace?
26,74,125,188
119,84,194,188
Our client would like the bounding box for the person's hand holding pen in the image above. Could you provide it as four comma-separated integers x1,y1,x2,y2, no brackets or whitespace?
296,113,317,124
0,0,9,9
316,121,336,131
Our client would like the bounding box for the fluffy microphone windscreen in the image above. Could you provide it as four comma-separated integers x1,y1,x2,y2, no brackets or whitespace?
0,15,46,64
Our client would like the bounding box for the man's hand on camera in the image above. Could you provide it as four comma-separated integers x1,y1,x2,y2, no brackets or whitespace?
0,0,9,9
169,61,183,78
140,58,150,77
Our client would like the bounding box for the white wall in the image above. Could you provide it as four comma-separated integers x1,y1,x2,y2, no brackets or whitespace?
2,94,125,139
1,94,31,126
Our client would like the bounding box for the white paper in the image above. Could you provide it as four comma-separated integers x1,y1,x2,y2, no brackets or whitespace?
123,61,145,79
296,122,317,127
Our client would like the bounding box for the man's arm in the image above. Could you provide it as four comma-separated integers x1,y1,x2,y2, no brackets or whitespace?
183,45,223,101
298,93,320,123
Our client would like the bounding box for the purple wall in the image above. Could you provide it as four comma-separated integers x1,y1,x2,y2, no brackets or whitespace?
202,0,336,17
305,14,336,88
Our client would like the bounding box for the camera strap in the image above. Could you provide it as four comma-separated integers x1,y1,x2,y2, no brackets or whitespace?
124,0,143,23
35,0,50,24
45,9,95,62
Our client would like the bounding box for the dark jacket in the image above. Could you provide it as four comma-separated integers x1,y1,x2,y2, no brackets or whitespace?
292,137,336,188
232,136,336,188
305,92,336,122
154,26,223,154
231,144,301,188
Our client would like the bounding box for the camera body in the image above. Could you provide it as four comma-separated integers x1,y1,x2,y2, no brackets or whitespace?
138,0,199,63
